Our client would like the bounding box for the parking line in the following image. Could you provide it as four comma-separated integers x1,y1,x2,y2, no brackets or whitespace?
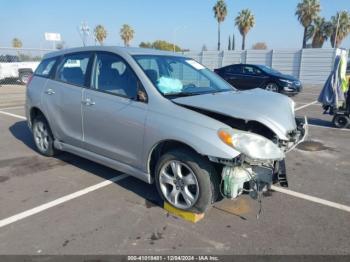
0,110,26,120
271,185,350,213
309,124,350,132
295,101,318,111
0,106,24,110
0,174,129,229
295,101,320,105
300,92,319,96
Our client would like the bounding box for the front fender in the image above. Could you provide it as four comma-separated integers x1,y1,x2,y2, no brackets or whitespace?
142,110,241,173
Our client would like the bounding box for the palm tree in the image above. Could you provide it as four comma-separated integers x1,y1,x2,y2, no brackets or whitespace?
12,38,23,48
120,24,135,47
330,11,350,48
213,0,227,51
307,17,332,48
235,9,255,50
295,0,321,48
94,25,107,46
232,33,235,50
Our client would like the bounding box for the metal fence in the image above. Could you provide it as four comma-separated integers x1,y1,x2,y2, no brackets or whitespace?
184,48,348,85
0,47,347,87
0,47,53,86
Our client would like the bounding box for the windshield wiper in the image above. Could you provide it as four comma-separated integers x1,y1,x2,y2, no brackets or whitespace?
164,92,202,98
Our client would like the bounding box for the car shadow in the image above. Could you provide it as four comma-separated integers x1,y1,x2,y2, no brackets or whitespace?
306,117,339,128
307,117,333,127
8,120,163,208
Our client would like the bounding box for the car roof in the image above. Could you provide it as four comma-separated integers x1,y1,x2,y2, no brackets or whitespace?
43,46,184,59
218,63,263,69
231,64,261,67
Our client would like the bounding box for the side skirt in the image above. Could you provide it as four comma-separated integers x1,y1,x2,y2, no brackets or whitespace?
54,140,152,184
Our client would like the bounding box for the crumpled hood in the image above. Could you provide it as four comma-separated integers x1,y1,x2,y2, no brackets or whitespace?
173,89,297,140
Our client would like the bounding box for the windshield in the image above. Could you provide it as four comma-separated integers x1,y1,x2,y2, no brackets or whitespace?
133,55,235,97
258,65,280,75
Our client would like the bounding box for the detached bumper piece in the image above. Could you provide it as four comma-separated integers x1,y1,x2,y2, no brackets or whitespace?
285,116,308,153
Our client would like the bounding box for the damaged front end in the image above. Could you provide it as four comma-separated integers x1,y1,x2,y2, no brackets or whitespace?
173,90,308,214
209,116,308,203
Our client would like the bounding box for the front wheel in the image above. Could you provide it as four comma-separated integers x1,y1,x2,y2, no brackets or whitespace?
265,82,279,92
155,149,220,213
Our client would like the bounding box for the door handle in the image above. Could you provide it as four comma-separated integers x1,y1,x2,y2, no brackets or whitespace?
45,89,55,95
82,98,95,106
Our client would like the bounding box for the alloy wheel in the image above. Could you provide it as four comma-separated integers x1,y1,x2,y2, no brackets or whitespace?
159,160,199,209
34,121,49,152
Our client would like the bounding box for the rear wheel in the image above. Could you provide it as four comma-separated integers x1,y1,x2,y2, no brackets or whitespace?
265,82,279,92
332,114,350,128
155,149,220,213
32,115,58,156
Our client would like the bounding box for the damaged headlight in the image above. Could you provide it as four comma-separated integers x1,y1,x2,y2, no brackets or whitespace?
218,128,285,161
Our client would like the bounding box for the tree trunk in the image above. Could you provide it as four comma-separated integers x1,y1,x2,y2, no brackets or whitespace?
302,27,307,48
217,22,221,51
232,33,235,50
312,35,319,48
242,34,246,50
335,38,340,48
330,34,335,48
312,34,324,48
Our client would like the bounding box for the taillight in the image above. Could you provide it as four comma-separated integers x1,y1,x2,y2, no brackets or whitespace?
26,74,33,87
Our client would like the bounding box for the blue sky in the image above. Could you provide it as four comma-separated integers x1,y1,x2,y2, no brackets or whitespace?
0,0,349,50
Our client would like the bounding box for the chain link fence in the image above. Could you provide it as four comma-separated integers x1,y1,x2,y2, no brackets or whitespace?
0,47,53,87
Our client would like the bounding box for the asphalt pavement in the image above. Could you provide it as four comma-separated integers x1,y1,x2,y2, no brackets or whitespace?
0,85,349,255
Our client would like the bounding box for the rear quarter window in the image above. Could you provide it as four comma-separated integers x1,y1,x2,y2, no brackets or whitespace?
35,57,57,77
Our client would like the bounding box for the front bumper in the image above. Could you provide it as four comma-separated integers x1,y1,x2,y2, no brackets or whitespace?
280,83,303,95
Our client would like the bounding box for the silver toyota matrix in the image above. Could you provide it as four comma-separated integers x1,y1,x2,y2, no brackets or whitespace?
26,46,307,213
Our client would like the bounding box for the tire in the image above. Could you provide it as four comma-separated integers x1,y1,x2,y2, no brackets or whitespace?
155,148,220,213
332,114,350,128
32,115,59,156
265,82,279,92
19,71,32,85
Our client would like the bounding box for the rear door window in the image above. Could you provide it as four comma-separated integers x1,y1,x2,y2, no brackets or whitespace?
57,53,92,87
35,58,57,77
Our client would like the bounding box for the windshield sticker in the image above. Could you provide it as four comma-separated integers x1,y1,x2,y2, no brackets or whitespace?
186,60,205,70
157,77,183,94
